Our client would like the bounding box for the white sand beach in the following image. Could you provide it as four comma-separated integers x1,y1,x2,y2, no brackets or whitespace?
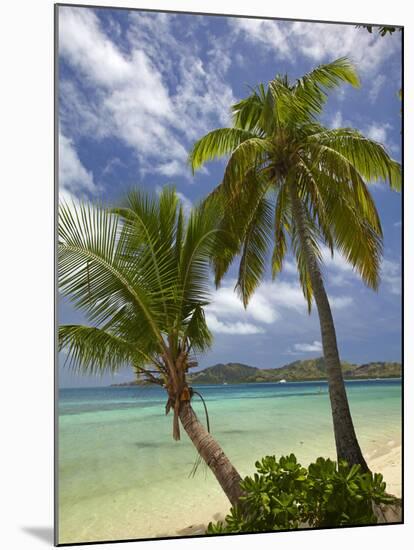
59,382,402,543
178,442,402,537
369,444,402,498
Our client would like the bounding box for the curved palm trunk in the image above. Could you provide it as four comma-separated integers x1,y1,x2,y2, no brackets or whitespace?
289,184,369,471
179,401,244,506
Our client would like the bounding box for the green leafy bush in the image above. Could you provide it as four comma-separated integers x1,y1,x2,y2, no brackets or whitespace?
207,454,395,534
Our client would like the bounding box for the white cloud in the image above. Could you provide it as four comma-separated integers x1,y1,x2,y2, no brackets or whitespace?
59,133,97,200
322,244,401,298
321,245,354,275
284,339,323,355
329,110,343,129
364,122,398,156
205,313,264,335
206,283,279,324
381,259,401,295
231,20,400,76
205,277,352,336
282,260,298,275
366,122,391,145
369,74,387,103
230,19,293,60
293,340,322,353
394,220,402,228
59,8,236,180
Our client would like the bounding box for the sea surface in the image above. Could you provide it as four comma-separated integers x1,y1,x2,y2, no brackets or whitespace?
58,379,402,543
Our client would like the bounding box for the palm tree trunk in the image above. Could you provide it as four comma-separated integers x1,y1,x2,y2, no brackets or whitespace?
289,183,369,471
179,401,244,506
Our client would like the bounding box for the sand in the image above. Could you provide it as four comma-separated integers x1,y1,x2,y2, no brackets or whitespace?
179,442,402,536
369,443,402,498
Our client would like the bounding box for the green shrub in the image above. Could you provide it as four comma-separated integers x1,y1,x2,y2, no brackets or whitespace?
207,454,395,534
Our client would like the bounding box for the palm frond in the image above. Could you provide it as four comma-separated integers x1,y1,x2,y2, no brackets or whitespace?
59,324,142,374
307,128,401,191
236,195,273,307
59,201,169,349
188,128,255,173
272,183,290,278
293,58,360,117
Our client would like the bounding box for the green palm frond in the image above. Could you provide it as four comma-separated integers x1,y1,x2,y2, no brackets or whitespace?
184,305,213,353
59,201,169,348
59,187,225,379
59,325,143,374
272,183,290,278
189,128,255,173
307,128,401,191
290,202,323,311
222,137,272,192
236,195,273,307
231,88,267,134
187,57,401,316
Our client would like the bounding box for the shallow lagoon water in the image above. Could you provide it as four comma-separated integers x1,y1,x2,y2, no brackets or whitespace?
58,379,401,543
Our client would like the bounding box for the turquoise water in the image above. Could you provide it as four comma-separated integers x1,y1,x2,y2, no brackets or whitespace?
58,380,401,543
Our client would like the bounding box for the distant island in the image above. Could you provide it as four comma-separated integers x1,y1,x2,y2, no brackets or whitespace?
111,357,401,386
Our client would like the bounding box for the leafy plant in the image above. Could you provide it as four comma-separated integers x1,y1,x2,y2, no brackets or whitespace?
207,454,395,534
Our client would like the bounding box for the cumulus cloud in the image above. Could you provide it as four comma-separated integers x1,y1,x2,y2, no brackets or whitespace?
205,278,352,335
320,244,401,299
59,133,98,200
381,258,401,295
366,122,392,146
369,74,387,103
59,7,236,181
231,19,401,76
230,19,293,60
205,313,264,335
284,339,323,355
294,340,322,353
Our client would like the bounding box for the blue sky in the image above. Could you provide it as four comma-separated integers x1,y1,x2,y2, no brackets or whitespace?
58,6,402,387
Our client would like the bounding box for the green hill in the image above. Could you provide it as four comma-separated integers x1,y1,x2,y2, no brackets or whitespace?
186,358,401,385
112,358,401,386
186,362,258,384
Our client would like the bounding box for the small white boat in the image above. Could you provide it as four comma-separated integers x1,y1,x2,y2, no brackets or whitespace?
279,379,287,384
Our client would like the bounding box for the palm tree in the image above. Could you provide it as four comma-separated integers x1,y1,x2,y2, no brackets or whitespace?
58,187,243,506
189,58,401,470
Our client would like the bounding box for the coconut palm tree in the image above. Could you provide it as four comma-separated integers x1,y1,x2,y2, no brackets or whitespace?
58,187,243,506
188,58,401,471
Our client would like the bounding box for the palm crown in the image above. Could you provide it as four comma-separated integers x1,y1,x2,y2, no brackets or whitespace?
189,57,401,309
58,187,226,383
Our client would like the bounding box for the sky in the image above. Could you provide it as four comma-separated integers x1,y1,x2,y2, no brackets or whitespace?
57,5,402,387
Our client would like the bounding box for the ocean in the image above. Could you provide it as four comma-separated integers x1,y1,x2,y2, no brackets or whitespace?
57,379,402,543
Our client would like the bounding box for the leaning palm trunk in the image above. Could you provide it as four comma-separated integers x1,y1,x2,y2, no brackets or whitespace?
289,183,369,471
58,190,246,511
164,351,244,506
179,401,244,506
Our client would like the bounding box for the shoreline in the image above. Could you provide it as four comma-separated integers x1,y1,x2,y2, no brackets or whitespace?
58,380,401,544
109,377,402,388
58,441,402,544
178,442,402,537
